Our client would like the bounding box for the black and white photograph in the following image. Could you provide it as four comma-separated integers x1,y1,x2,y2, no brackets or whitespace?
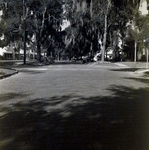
0,0,149,149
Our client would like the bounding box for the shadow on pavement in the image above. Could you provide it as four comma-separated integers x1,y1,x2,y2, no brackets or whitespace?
54,61,83,65
0,86,149,150
17,69,46,75
125,77,149,84
0,93,29,102
110,68,140,72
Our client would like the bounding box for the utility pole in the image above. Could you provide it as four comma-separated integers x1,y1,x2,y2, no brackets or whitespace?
23,0,26,64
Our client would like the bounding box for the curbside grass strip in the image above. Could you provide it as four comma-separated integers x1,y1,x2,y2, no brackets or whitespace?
135,69,149,74
0,68,18,79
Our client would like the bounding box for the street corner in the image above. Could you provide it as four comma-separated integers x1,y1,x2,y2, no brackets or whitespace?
128,67,149,79
0,68,18,79
134,69,149,76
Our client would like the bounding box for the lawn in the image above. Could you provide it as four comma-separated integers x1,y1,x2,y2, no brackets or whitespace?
0,69,5,75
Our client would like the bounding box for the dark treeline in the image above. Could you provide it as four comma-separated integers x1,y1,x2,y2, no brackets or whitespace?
0,0,149,63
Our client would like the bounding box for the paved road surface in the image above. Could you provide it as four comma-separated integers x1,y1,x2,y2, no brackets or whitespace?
0,62,149,150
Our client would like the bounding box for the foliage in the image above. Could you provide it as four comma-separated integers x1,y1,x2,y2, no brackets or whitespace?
63,0,144,61
0,0,147,62
0,0,64,62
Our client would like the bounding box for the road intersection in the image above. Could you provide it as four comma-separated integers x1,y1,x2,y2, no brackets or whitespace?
0,61,149,150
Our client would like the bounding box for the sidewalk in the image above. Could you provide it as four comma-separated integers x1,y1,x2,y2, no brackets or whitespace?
114,61,149,74
114,61,149,69
92,61,149,69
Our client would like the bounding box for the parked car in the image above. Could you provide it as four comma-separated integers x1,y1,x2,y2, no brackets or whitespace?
93,47,115,62
105,47,115,61
93,52,101,61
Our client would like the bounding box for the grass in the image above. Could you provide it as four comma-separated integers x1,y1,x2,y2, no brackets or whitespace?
144,71,149,77
0,69,5,75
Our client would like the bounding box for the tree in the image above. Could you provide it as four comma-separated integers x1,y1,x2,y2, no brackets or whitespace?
0,0,31,63
64,0,99,58
26,0,64,62
0,0,64,63
63,0,143,62
94,0,143,62
141,14,149,66
122,1,149,61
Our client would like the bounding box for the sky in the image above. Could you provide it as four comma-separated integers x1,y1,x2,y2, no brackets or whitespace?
0,47,7,56
139,0,148,15
61,20,70,31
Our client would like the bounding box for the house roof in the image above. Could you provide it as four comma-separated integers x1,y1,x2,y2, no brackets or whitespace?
0,47,7,56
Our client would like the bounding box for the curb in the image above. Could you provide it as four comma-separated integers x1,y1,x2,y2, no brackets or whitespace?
0,68,18,79
135,69,149,74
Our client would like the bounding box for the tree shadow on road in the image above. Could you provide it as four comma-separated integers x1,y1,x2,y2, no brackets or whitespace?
17,70,46,75
0,86,149,150
110,68,140,72
0,93,29,102
125,77,149,84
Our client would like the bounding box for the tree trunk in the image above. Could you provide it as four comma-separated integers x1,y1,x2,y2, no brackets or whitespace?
146,47,148,69
101,0,111,63
101,14,108,63
12,49,15,60
90,0,93,55
37,34,41,63
90,42,93,52
134,40,137,62
35,6,47,63
23,0,26,64
90,0,93,19
18,41,20,60
23,30,26,64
